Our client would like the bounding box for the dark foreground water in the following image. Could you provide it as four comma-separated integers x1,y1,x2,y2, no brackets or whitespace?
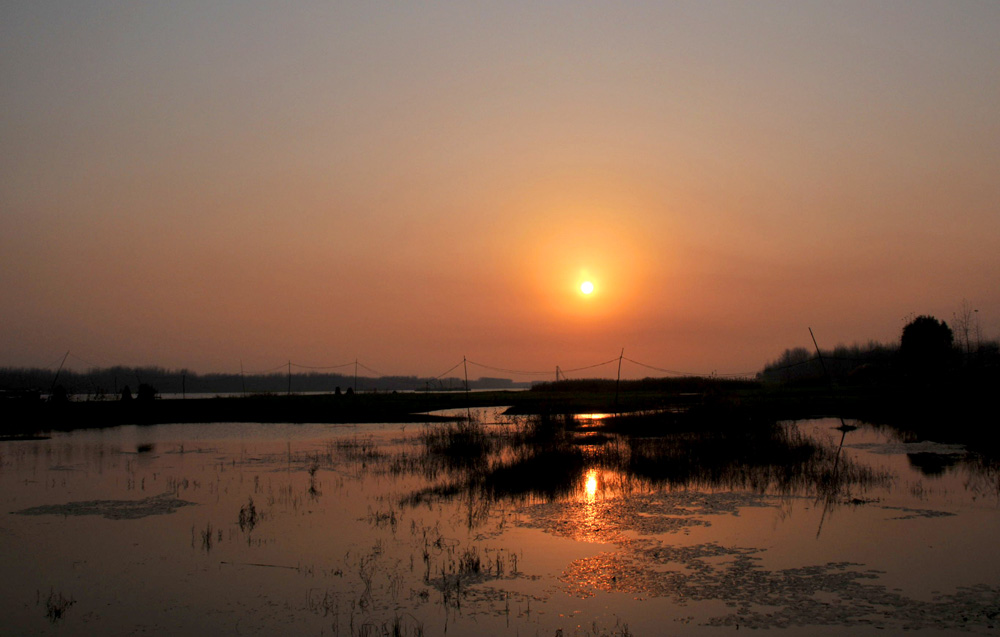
1,411,998,635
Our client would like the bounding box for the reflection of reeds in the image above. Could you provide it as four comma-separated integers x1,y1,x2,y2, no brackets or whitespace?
307,459,321,497
333,437,382,462
458,547,481,575
483,446,585,500
398,413,890,530
352,615,424,637
629,419,890,500
306,585,425,637
200,521,215,551
41,589,75,623
366,507,398,533
964,454,1000,500
238,496,258,538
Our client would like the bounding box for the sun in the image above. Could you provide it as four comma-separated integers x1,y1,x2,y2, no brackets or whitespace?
580,281,594,295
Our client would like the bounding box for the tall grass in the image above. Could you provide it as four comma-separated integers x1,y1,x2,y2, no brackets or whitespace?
398,411,888,523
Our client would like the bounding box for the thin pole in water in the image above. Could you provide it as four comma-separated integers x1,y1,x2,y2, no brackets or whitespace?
464,356,472,422
808,328,832,385
287,360,291,396
614,348,624,412
808,327,849,429
808,326,853,539
50,350,70,394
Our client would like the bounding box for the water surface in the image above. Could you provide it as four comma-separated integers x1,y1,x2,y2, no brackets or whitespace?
1,412,998,635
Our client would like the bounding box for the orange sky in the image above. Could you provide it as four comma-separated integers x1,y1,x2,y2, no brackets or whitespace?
2,2,999,379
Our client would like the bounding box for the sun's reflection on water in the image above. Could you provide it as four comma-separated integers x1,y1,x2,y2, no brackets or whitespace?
584,468,598,503
567,468,614,544
575,413,614,422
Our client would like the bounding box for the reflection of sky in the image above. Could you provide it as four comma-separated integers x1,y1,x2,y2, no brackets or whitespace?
3,419,1000,633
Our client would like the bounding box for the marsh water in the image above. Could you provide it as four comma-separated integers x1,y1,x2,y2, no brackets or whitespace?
2,410,999,635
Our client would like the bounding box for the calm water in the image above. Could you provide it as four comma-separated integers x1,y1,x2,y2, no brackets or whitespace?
1,411,998,635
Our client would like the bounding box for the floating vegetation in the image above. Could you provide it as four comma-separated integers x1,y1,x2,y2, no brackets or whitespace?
563,542,1000,632
13,493,194,519
881,505,957,520
703,571,1000,632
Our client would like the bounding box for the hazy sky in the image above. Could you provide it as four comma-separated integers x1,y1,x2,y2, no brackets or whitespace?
3,1,999,379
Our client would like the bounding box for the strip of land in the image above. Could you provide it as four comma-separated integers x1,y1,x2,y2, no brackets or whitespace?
3,375,996,455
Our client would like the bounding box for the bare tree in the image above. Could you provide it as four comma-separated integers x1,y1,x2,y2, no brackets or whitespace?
952,299,975,355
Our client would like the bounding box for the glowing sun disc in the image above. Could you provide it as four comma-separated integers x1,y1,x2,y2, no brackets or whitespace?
580,281,594,295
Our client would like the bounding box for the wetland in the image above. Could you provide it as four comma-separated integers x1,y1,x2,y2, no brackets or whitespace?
2,406,999,635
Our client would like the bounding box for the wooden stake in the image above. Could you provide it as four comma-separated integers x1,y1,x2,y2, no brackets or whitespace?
614,348,624,411
463,356,471,422
50,350,70,394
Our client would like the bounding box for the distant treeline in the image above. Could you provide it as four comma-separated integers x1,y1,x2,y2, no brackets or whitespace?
0,366,529,397
759,337,1000,385
756,316,1000,452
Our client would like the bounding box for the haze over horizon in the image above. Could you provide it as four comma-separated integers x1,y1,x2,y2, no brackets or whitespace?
3,2,999,379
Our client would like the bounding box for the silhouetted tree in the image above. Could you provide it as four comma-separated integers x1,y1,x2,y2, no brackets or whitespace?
900,315,953,378
137,383,157,402
952,300,975,355
49,385,69,404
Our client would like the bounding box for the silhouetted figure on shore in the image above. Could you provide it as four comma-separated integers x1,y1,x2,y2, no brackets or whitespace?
120,385,133,402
